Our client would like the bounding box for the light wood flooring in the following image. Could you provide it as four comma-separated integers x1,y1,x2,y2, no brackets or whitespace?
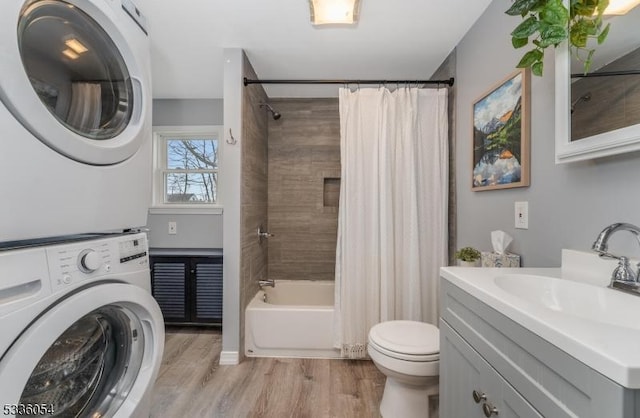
150,327,385,418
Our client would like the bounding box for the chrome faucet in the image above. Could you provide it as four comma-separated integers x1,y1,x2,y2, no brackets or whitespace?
257,226,274,244
258,279,275,288
592,223,640,293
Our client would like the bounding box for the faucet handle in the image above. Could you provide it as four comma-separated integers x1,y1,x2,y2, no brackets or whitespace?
613,256,637,283
596,251,621,260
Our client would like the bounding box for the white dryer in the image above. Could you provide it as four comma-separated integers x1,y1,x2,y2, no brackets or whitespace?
0,232,164,418
0,0,152,242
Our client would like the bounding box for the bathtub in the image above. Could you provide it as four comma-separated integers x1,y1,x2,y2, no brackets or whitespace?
245,280,341,358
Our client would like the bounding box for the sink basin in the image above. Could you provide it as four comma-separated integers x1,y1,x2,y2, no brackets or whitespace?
494,274,640,329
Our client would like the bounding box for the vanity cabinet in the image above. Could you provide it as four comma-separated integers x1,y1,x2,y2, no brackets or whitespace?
440,279,640,418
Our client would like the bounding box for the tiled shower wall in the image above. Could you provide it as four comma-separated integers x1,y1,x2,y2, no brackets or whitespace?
267,99,341,281
239,54,268,357
571,47,640,141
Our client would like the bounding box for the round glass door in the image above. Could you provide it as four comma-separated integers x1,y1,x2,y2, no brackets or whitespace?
17,306,144,417
18,0,133,141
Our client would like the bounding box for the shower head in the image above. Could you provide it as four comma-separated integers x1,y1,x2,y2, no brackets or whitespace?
260,103,282,120
570,92,592,114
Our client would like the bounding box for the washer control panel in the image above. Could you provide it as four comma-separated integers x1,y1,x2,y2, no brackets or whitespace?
46,233,148,292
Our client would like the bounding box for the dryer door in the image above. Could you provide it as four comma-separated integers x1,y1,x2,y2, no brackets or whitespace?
0,284,164,418
0,0,148,166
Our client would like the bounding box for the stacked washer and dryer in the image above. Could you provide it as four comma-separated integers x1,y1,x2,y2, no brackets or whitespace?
0,0,164,417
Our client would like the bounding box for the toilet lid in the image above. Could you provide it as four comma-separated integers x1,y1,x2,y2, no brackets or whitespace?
368,320,439,359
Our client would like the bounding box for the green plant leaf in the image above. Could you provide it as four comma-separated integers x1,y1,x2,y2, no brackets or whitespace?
507,0,611,76
532,61,544,76
540,0,569,24
516,49,544,68
598,22,610,44
572,1,597,16
506,0,545,16
538,24,568,47
584,48,595,73
570,22,588,47
512,36,529,49
596,0,610,14
511,16,541,38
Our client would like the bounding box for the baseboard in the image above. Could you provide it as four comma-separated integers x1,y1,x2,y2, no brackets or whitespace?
219,351,239,365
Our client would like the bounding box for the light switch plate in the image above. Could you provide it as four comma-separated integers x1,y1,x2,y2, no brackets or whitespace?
168,221,177,235
515,201,528,229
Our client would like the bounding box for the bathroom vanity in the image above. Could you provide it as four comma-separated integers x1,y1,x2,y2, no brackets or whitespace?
440,256,640,417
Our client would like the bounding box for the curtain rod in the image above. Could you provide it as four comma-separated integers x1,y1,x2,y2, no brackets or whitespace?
571,70,640,78
243,77,454,87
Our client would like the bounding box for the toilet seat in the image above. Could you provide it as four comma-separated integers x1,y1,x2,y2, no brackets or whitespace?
368,320,439,362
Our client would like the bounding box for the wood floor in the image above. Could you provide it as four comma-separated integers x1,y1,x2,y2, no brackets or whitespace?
150,327,386,418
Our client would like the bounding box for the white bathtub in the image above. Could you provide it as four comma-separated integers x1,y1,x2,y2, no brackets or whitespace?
245,280,341,358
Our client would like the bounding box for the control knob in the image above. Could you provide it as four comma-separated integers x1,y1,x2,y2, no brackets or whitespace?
78,249,103,273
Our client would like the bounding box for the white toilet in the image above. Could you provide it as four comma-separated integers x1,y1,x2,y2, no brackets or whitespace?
368,320,440,418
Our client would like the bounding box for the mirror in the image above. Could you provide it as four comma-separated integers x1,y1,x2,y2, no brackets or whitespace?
555,3,640,163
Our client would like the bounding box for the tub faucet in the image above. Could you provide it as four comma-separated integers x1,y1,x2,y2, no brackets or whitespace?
259,279,275,288
592,223,640,291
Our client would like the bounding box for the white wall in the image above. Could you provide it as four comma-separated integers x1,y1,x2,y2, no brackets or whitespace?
455,0,640,267
220,48,243,363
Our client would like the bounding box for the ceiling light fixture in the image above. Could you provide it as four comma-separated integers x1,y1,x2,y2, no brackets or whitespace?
62,48,79,59
309,0,361,25
602,0,640,15
64,37,88,54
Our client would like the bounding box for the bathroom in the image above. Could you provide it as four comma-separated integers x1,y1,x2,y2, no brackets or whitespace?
141,0,640,417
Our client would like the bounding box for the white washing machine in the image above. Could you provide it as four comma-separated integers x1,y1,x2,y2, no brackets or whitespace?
0,0,152,242
0,232,164,418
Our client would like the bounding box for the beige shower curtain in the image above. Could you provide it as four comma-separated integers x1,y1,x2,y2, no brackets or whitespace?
334,87,448,358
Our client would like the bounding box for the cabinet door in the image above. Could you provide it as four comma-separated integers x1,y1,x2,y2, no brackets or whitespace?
441,319,489,418
151,258,187,322
498,381,542,418
191,258,223,323
441,320,542,418
150,255,223,325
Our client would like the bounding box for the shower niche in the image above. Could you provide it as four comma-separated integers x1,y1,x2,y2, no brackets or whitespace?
323,177,340,208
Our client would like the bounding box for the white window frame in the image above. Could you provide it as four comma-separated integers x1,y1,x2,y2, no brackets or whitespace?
150,125,223,215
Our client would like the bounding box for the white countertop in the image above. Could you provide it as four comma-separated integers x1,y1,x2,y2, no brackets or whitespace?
440,255,640,389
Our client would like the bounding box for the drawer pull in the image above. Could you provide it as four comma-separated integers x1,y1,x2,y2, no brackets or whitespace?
483,402,499,417
472,390,486,403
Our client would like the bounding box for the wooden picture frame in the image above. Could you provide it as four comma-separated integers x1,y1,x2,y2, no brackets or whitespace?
472,69,530,191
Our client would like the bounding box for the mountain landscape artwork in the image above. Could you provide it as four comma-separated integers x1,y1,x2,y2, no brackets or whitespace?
472,69,530,191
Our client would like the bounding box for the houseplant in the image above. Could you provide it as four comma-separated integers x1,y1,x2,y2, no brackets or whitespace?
506,0,610,76
455,247,482,267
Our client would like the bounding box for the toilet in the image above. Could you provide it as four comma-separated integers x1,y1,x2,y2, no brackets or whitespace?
368,320,440,418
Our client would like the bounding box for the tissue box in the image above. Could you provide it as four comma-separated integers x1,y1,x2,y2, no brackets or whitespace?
481,251,520,268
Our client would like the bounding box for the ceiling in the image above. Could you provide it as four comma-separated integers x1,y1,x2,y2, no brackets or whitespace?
135,0,492,99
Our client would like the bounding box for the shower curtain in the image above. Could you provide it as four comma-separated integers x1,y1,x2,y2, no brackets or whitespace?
67,82,102,133
334,87,448,358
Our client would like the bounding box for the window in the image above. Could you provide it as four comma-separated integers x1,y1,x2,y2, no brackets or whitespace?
152,126,222,212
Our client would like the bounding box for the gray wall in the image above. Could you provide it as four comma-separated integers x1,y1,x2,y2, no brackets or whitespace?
146,98,224,249
267,98,341,281
455,0,640,267
152,99,223,126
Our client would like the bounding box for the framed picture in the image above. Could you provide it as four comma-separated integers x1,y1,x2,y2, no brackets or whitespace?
472,69,530,191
